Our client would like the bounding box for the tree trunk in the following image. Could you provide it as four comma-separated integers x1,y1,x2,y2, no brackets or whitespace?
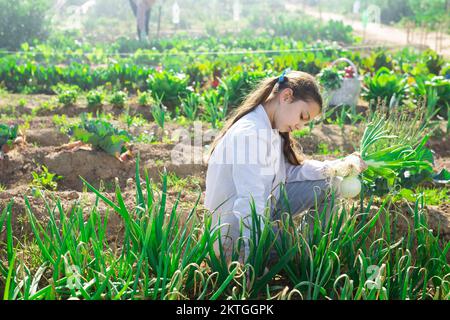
157,5,162,39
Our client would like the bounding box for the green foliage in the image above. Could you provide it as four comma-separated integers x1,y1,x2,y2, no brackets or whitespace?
372,51,394,72
292,127,311,139
433,168,450,184
0,29,444,101
18,98,27,108
202,90,229,129
407,0,449,28
0,124,18,150
30,165,62,191
68,114,131,157
150,94,167,133
267,15,354,44
276,194,449,299
122,113,147,129
317,142,341,156
423,50,445,75
360,108,434,196
363,67,409,106
1,11,450,300
86,89,105,109
52,114,71,134
165,172,201,193
0,0,50,50
413,75,450,118
0,58,154,93
1,158,450,299
180,91,201,121
441,63,450,78
147,71,189,110
319,0,448,29
394,187,449,206
318,67,344,91
218,71,267,107
137,90,153,107
53,84,80,107
109,90,128,108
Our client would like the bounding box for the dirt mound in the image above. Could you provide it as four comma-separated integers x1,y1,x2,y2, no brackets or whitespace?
0,146,51,189
39,143,206,191
0,138,207,191
26,128,70,147
43,148,135,191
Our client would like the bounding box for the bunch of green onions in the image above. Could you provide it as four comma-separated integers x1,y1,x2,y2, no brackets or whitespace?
359,113,434,195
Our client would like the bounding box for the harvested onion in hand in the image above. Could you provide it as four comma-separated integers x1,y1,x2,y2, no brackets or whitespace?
323,154,363,178
322,154,364,198
340,176,362,198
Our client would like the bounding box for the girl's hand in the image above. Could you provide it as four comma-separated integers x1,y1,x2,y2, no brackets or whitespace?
351,152,368,173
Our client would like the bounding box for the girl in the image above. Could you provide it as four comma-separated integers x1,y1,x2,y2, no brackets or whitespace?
204,70,366,262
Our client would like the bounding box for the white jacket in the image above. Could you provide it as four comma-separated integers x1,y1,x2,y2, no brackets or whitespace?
204,104,340,259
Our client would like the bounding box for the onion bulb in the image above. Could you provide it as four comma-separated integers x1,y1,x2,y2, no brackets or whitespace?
340,175,361,198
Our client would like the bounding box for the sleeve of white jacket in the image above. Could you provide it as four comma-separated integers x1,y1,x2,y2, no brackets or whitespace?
285,157,344,182
231,128,271,243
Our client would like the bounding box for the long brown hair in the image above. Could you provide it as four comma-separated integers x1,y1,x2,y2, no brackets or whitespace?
207,70,323,165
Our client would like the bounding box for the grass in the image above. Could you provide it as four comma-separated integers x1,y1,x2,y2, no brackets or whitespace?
151,94,167,141
0,158,448,300
17,98,27,108
30,165,62,192
317,142,342,156
165,172,202,193
393,187,449,206
33,99,58,116
292,127,311,139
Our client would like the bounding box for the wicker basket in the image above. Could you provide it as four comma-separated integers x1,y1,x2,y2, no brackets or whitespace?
326,58,361,107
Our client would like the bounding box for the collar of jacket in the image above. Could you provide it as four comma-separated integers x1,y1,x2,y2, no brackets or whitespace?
255,104,280,134
255,104,281,143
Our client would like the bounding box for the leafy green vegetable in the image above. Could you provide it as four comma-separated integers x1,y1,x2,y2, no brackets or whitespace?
317,66,344,91
68,115,131,157
218,70,268,107
137,90,153,107
363,67,409,105
109,90,128,108
0,124,18,150
52,84,80,107
30,165,62,191
86,89,105,108
147,71,189,110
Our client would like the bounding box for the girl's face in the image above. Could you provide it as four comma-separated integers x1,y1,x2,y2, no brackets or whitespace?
274,88,321,133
